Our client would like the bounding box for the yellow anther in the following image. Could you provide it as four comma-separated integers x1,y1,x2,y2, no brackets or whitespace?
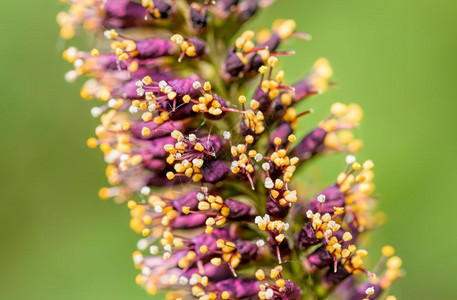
210,257,221,266
235,37,245,49
182,95,191,103
255,269,265,280
276,278,286,287
90,48,99,57
331,102,348,117
141,127,151,136
273,137,282,145
142,228,151,236
269,268,280,279
343,232,353,242
115,47,124,56
198,201,210,211
199,245,208,253
119,53,129,61
203,81,212,91
258,65,268,74
86,137,98,148
245,135,254,144
142,112,153,122
142,76,152,85
267,56,278,67
122,122,130,131
275,234,285,243
107,29,118,39
241,30,255,40
382,245,395,257
363,160,375,170
170,34,184,44
250,99,259,110
194,143,204,152
387,256,402,269
98,187,111,200
127,200,137,209
276,70,285,82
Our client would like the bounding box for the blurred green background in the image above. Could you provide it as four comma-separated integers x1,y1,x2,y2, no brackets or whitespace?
1,0,456,299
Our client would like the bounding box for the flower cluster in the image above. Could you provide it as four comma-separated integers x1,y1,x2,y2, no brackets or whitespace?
59,0,402,299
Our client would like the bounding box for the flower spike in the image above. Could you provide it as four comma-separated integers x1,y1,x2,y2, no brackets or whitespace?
60,1,402,299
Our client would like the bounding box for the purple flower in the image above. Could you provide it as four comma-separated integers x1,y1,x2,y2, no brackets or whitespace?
61,1,401,299
291,127,328,161
104,0,148,28
308,184,346,214
296,222,321,249
215,278,259,298
347,283,382,300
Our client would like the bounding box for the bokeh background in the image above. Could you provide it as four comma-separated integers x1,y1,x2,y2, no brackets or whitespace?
1,0,456,299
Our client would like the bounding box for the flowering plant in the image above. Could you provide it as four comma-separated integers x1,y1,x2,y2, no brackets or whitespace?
58,1,402,299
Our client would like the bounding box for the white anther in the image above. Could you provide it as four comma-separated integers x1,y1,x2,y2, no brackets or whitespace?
158,80,167,89
346,154,356,164
66,47,77,57
103,30,112,39
197,193,205,201
141,267,151,276
104,149,121,164
223,131,231,140
262,162,270,171
265,288,274,299
108,98,117,108
74,59,84,68
264,177,274,189
149,245,159,255
188,134,197,142
192,158,203,168
147,104,156,111
90,107,102,118
317,194,326,203
306,210,314,218
254,153,263,162
256,240,265,247
137,239,149,251
164,86,172,94
192,81,201,89
136,87,145,96
179,276,189,285
64,70,78,83
129,105,139,114
164,244,172,252
365,287,375,295
133,253,143,264
189,277,198,285
140,186,151,195
324,229,333,238
154,205,163,213
135,80,143,87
